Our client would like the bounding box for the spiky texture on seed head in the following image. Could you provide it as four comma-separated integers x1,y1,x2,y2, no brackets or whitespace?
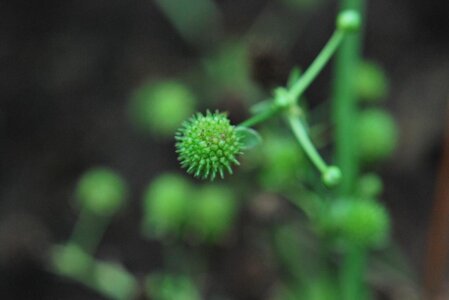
175,111,243,180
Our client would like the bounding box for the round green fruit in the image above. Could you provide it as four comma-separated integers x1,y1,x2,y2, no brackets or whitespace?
175,111,243,181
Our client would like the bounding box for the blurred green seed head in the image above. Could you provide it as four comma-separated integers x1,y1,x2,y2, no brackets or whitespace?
356,109,398,163
142,174,193,237
94,261,137,300
175,111,243,181
302,277,339,300
146,273,201,300
76,168,127,216
258,132,305,191
188,185,237,242
330,199,390,248
52,243,92,278
356,61,389,102
130,81,196,136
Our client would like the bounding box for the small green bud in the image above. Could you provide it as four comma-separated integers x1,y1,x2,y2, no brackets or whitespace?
356,109,398,163
175,111,243,180
76,168,127,216
337,10,361,33
142,174,193,237
329,199,390,248
129,81,196,136
322,166,342,187
187,185,237,242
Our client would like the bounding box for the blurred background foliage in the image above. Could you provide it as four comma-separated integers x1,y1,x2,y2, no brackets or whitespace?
1,0,449,299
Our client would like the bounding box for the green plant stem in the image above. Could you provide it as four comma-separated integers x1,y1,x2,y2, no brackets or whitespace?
333,10,363,196
333,0,366,299
239,104,281,127
287,112,328,174
69,207,110,254
289,30,345,102
239,30,346,129
341,245,366,300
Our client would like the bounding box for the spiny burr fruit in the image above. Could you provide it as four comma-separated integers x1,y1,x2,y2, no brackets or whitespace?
175,111,243,180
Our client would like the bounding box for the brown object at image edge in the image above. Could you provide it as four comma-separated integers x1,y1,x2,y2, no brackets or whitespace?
424,100,449,299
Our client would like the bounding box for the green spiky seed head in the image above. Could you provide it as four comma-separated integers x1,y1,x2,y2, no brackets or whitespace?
175,111,243,180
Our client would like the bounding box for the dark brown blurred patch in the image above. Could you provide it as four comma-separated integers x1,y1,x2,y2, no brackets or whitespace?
249,41,289,91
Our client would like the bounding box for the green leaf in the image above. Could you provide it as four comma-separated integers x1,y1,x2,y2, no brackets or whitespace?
235,127,262,150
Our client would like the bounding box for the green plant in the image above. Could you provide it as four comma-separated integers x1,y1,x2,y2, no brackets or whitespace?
50,3,407,300
172,7,400,300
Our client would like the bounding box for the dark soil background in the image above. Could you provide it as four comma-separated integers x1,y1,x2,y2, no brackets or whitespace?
1,0,449,299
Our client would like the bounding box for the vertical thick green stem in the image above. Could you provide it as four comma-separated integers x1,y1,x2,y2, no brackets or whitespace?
333,2,364,195
341,245,366,300
333,0,366,299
